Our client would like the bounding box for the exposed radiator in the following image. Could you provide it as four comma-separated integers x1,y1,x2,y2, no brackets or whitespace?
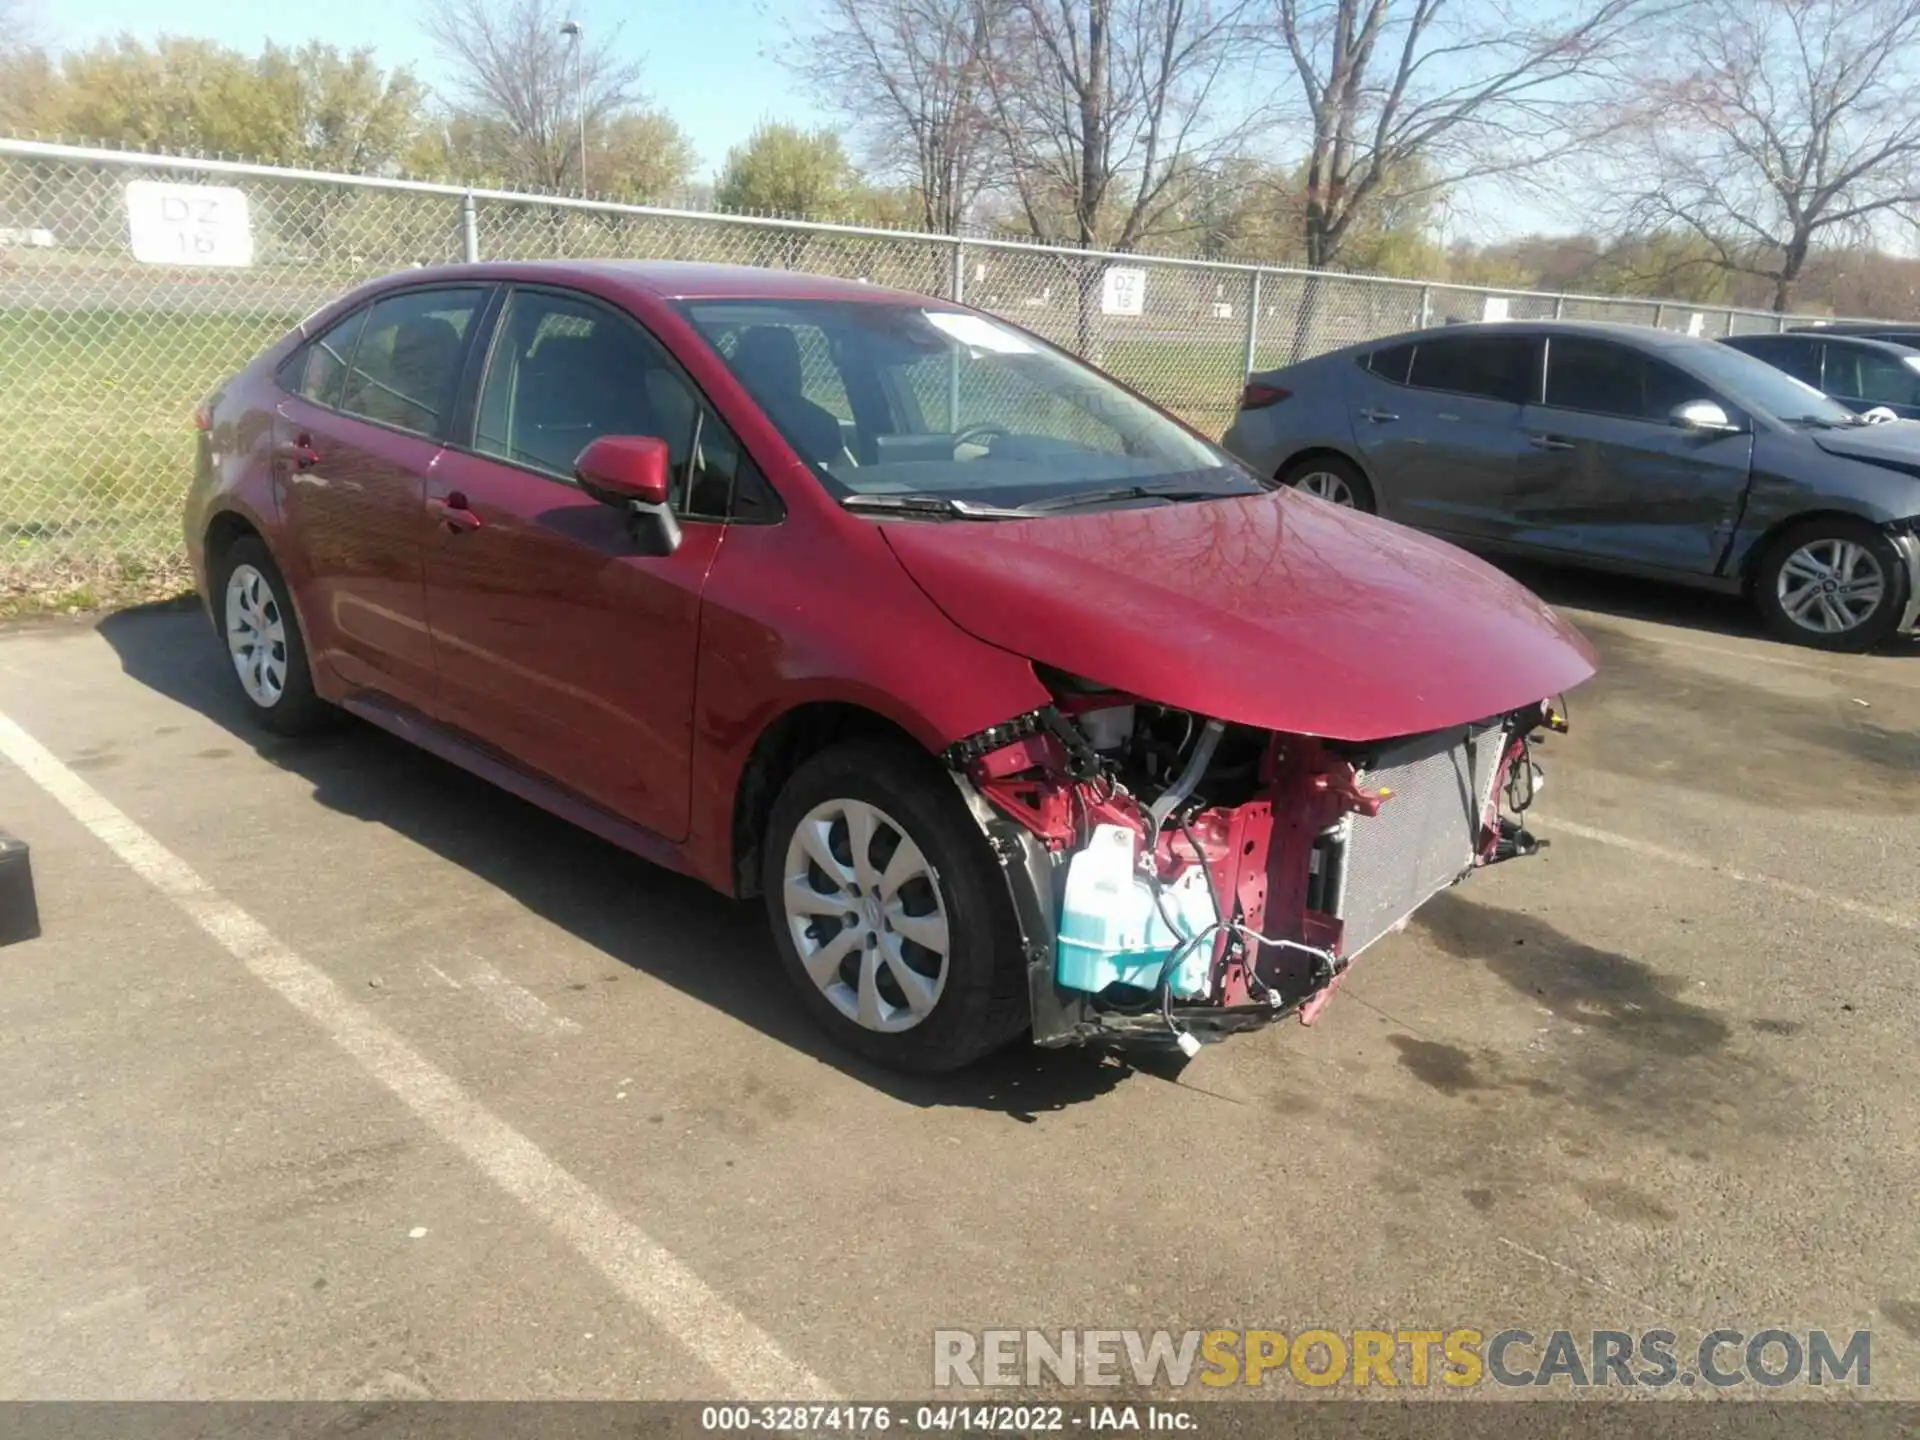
1327,723,1508,959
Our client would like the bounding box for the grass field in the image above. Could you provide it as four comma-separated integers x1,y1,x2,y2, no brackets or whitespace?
0,308,303,611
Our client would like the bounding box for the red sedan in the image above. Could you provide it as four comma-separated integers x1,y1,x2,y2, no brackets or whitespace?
185,261,1596,1072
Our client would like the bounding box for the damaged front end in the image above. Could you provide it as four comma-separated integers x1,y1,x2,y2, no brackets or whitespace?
945,672,1570,1054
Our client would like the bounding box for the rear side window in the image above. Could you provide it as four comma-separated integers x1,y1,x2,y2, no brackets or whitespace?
1366,343,1416,384
1729,335,1821,386
1543,336,1699,421
1406,334,1537,404
284,307,367,409
339,287,485,438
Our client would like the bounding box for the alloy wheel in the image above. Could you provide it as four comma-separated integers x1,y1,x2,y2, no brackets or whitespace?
1775,539,1885,635
781,798,950,1033
225,562,289,707
1293,470,1357,506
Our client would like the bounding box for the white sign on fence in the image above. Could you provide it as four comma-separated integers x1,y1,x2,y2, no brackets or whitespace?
1102,266,1147,316
125,181,254,267
1482,295,1510,321
1687,312,1706,337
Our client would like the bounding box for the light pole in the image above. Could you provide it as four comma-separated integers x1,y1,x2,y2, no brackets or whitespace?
559,19,586,192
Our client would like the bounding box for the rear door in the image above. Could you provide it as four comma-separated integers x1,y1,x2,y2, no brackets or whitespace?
1352,331,1539,541
273,285,487,709
1510,334,1752,574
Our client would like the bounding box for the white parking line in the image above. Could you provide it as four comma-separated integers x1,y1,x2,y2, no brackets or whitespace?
470,960,582,1034
1552,817,1919,936
0,707,835,1402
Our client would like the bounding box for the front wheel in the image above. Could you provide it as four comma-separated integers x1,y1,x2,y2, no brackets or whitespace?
761,742,1029,1073
1754,518,1910,652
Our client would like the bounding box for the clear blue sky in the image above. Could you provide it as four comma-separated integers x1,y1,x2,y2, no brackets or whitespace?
35,0,831,179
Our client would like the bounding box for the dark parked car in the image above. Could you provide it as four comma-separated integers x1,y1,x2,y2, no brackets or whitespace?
1723,331,1920,421
1789,322,1920,348
1223,320,1920,651
185,262,1594,1072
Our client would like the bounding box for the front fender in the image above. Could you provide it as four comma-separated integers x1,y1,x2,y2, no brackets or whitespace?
1724,444,1920,580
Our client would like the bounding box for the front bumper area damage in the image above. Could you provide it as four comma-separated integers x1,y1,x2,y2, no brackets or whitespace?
946,689,1569,1053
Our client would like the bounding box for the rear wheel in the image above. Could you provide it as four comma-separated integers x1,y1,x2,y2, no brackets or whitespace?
761,741,1028,1073
1754,517,1909,653
214,537,334,734
1279,455,1375,512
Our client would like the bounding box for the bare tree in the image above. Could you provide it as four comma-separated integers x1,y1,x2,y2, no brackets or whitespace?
1610,0,1920,313
979,0,1258,253
1269,0,1653,271
422,0,643,191
787,0,996,233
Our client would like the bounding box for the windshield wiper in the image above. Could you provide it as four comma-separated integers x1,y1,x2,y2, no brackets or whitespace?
1017,482,1246,514
840,493,1031,520
1782,413,1845,430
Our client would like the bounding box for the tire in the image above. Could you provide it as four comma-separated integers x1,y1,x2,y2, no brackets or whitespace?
761,741,1029,1073
1754,517,1910,653
213,536,335,734
1279,454,1375,512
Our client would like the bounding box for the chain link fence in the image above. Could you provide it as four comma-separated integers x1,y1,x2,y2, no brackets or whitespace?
0,137,1886,610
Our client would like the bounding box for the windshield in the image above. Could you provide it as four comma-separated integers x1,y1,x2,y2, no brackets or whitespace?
678,298,1262,509
1680,342,1861,425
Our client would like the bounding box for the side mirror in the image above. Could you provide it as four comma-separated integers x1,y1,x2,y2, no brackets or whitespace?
574,435,681,556
1669,399,1741,434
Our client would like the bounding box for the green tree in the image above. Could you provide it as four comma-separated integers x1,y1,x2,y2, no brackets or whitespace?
35,35,424,172
714,123,860,218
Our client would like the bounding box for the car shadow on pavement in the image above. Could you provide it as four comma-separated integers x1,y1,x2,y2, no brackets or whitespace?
97,605,1136,1117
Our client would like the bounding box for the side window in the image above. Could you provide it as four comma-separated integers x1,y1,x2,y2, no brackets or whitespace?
1543,337,1698,421
475,287,773,521
1736,337,1821,387
339,288,483,437
1833,348,1920,407
1367,343,1416,385
283,307,367,409
476,288,695,481
1406,334,1536,404
681,406,784,523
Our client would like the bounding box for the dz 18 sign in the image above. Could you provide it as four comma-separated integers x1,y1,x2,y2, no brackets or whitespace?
125,181,255,268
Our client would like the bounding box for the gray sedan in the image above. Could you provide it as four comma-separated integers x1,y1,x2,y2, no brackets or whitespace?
1222,320,1920,651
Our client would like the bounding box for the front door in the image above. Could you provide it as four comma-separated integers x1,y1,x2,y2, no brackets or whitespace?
1511,334,1753,574
422,286,729,841
1353,331,1538,542
273,285,487,708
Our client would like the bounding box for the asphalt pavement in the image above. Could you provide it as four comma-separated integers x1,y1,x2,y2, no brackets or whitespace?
1,573,1916,1402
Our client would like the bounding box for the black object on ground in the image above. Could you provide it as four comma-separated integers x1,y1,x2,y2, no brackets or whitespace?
0,830,39,946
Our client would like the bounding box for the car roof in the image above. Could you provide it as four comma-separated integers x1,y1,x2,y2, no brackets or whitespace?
1350,318,1711,352
1743,330,1920,357
383,259,946,307
1788,321,1920,337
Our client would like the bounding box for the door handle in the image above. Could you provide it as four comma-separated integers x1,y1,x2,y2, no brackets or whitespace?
430,493,482,533
1358,407,1399,423
274,436,319,471
1528,434,1577,451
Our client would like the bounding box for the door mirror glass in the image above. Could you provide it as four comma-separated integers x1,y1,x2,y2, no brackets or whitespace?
1670,400,1738,433
575,434,670,506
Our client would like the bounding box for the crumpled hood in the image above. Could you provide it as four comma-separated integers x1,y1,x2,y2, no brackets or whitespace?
880,489,1597,741
1811,421,1920,477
